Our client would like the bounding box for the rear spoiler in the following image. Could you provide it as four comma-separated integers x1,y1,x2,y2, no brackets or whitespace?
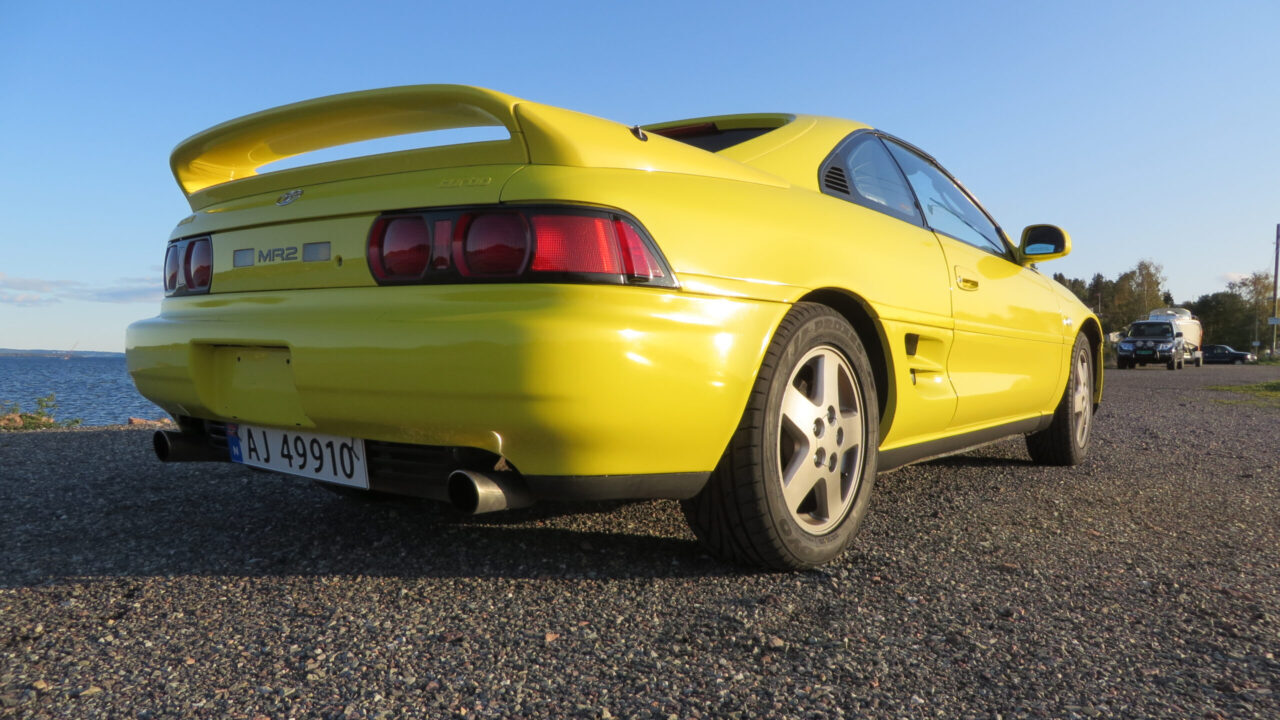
171,84,786,206
172,85,525,195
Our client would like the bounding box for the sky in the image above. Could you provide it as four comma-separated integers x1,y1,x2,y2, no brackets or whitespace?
1,1,1278,352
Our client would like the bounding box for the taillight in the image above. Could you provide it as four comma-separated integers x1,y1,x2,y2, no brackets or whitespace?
530,215,622,274
163,245,180,292
184,238,212,290
369,216,431,281
614,219,665,280
163,236,213,296
366,206,674,288
457,213,530,277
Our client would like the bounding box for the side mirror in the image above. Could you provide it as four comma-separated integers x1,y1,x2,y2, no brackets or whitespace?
1019,224,1071,265
1176,332,1183,338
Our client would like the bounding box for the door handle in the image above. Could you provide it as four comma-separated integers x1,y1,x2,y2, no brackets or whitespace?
955,268,980,291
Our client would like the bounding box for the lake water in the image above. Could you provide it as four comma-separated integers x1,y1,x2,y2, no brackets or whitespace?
0,356,166,426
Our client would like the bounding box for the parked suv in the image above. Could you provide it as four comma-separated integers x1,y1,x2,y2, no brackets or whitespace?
1116,321,1186,370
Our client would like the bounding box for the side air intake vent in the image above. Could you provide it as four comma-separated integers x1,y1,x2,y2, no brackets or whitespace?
823,165,850,195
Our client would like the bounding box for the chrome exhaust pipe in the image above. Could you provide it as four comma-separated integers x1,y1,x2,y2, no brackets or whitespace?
448,470,533,514
153,430,225,462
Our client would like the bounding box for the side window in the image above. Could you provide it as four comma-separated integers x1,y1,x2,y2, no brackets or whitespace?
883,140,1007,255
821,134,922,225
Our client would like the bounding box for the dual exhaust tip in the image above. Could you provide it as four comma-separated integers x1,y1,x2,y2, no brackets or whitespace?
154,430,532,514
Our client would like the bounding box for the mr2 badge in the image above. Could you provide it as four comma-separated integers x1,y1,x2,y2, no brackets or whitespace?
233,242,332,267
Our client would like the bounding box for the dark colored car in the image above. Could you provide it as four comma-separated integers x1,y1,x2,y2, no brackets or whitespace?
1202,345,1257,364
1116,321,1185,369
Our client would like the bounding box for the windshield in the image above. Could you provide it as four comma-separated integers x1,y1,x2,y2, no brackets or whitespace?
1128,322,1174,339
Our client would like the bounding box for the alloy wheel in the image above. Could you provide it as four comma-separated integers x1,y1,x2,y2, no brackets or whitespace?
1072,348,1092,447
776,345,865,534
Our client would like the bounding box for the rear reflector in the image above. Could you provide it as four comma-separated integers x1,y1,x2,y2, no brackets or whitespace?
367,206,674,288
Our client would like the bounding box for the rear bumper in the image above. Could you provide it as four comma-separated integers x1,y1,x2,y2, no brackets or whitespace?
168,419,711,501
126,284,787,482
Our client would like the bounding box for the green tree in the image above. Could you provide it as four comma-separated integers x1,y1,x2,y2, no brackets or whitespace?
1086,273,1113,325
1187,291,1251,349
1050,262,1275,351
1227,271,1276,348
1105,260,1167,333
1049,261,1168,334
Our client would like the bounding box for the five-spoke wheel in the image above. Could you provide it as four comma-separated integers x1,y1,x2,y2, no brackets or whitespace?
682,303,879,570
776,346,865,535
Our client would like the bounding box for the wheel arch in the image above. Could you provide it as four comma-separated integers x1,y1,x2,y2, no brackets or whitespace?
1079,316,1104,404
795,288,895,433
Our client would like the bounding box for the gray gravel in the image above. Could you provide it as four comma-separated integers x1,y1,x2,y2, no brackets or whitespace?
2,364,1278,719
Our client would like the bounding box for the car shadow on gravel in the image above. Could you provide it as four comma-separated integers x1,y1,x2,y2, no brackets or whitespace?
0,431,764,587
0,493,756,588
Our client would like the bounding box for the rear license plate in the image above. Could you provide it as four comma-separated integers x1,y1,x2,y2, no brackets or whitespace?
227,424,369,489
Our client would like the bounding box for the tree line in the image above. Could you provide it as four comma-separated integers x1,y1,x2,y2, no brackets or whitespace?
1051,261,1277,351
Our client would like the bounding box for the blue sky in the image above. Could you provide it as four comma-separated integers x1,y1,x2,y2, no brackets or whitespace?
2,1,1277,352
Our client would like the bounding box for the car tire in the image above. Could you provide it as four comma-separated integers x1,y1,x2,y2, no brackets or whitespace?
1235,359,1243,365
681,303,879,570
1026,333,1093,466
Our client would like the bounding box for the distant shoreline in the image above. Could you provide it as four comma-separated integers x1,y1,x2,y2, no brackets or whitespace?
0,349,124,358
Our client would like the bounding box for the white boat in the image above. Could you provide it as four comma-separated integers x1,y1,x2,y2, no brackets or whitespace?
1146,308,1203,352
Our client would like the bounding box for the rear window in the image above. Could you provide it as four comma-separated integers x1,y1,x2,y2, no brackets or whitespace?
648,123,774,152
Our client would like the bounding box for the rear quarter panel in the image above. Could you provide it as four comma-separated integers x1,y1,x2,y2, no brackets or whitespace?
500,166,953,326
500,166,968,449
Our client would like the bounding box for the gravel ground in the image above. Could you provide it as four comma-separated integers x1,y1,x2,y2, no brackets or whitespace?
1,364,1278,719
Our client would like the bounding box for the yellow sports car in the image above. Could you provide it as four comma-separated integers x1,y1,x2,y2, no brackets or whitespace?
127,85,1102,569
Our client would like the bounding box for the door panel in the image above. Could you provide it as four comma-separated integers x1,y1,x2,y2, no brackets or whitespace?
939,237,1064,428
879,135,1066,429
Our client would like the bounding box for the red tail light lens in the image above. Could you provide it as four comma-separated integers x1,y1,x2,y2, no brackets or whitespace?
163,236,213,297
163,244,180,292
184,238,212,290
369,216,431,281
457,213,530,277
367,206,674,288
615,219,666,280
530,215,622,274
